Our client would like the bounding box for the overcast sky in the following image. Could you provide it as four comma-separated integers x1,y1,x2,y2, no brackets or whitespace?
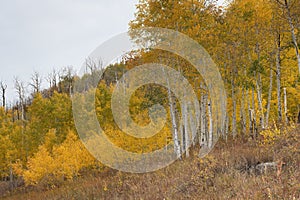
0,0,138,103
0,0,227,104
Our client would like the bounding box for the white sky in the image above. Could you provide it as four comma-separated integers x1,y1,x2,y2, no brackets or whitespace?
0,0,138,103
0,0,226,104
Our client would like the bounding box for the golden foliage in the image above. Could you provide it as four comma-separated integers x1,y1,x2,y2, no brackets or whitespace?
17,131,96,185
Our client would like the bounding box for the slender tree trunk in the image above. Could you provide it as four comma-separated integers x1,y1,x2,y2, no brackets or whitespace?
169,95,181,158
256,72,265,129
248,88,253,137
283,87,288,124
254,28,265,130
2,92,4,109
30,72,41,94
16,107,20,120
0,81,7,109
208,99,213,148
165,73,181,158
199,91,207,148
276,34,282,122
283,0,300,74
231,74,237,137
1,88,5,109
9,163,13,190
180,113,184,154
224,113,229,141
183,101,189,157
240,88,246,135
265,63,273,128
15,79,27,159
189,102,197,146
251,87,257,139
246,89,251,134
249,108,254,139
123,70,127,96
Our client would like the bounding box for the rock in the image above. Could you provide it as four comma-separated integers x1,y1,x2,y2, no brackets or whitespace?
255,162,277,174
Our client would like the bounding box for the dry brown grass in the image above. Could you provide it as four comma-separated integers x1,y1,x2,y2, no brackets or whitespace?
1,126,300,200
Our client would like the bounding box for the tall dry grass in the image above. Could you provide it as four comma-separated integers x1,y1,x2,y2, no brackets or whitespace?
1,126,299,200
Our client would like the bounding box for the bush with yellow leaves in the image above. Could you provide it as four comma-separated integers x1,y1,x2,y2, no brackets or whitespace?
259,128,281,145
259,124,296,145
53,131,96,180
15,131,96,185
198,155,217,181
22,146,56,185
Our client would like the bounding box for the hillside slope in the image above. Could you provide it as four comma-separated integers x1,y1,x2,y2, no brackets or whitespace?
2,126,299,200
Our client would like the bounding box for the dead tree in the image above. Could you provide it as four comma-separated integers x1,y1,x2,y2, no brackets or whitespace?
14,78,26,121
47,69,58,89
29,71,42,94
59,66,75,94
14,78,27,160
0,81,7,109
46,69,58,97
84,58,104,89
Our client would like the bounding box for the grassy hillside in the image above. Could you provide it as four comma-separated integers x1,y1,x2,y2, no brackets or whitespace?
2,125,299,200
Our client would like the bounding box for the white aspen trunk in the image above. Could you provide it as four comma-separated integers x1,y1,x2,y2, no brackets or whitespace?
276,34,282,122
183,101,189,157
198,108,202,146
249,108,254,139
180,114,184,154
189,103,197,146
123,72,126,96
0,82,7,109
169,94,181,158
231,77,237,137
240,100,245,134
256,73,265,129
208,99,213,148
284,0,300,74
115,72,119,84
246,89,251,134
254,27,265,130
265,64,273,128
240,88,246,134
165,74,181,158
248,89,253,137
283,87,288,124
199,92,207,148
224,113,229,141
204,94,209,146
251,87,257,139
193,97,200,145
